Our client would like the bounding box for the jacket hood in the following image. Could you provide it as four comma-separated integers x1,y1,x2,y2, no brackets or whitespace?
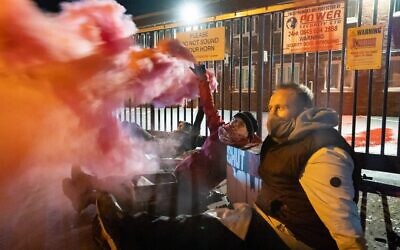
288,107,339,141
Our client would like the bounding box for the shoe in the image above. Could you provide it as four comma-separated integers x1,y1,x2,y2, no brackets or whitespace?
205,190,232,210
62,178,95,213
96,193,125,250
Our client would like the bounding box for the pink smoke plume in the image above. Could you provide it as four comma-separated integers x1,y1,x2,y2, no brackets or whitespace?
0,0,216,248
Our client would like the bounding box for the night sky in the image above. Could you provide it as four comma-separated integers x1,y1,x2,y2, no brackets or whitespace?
32,0,180,16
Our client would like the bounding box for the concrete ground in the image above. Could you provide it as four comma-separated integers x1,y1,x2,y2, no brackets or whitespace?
362,193,400,249
360,170,400,249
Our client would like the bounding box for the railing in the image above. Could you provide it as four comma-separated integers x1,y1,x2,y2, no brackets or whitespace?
126,0,400,166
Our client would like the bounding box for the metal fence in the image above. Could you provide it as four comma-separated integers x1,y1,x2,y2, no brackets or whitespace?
120,0,400,166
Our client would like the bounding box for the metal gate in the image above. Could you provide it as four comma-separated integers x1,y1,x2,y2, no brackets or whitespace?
122,0,400,165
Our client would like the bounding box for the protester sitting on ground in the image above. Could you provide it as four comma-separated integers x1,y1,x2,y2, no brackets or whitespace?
174,64,261,212
93,82,366,250
62,64,261,215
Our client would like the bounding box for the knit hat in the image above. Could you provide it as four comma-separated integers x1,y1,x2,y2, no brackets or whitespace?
233,111,258,138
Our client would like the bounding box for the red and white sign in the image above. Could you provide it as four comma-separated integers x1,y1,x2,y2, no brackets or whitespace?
283,2,345,54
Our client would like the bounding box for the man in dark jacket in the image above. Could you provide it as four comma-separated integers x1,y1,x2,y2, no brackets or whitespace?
255,83,366,249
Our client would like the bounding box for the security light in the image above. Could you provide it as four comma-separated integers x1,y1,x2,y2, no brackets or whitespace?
179,2,202,24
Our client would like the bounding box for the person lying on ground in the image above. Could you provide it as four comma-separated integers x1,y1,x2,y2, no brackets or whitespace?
120,106,204,158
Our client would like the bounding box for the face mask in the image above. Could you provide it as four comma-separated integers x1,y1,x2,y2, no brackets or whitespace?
266,115,295,141
218,124,249,147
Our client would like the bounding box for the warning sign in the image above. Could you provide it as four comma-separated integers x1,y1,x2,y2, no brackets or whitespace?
346,25,384,70
283,2,345,54
177,27,225,61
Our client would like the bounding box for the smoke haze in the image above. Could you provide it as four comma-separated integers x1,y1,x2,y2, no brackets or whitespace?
0,0,207,248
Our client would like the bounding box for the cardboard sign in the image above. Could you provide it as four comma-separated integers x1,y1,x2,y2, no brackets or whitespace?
226,145,261,204
283,2,345,54
346,25,384,70
176,27,225,61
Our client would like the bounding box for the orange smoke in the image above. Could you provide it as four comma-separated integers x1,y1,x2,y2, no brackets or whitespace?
0,1,202,248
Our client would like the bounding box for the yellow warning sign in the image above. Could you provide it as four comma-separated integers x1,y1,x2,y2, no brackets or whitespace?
346,25,384,70
177,27,225,62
